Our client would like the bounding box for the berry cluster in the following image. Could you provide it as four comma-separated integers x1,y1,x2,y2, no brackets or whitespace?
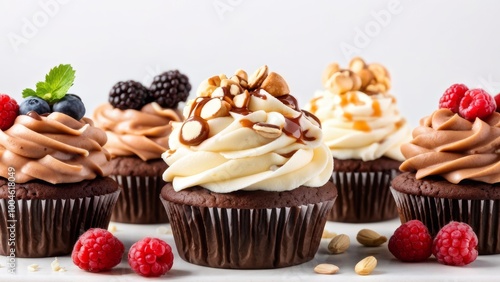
20,94,85,120
109,70,191,110
439,83,499,121
388,220,478,266
72,229,173,277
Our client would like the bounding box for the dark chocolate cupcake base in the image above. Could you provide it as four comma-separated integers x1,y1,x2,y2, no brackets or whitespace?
109,157,169,224
391,172,500,255
330,157,400,222
0,177,119,258
161,182,337,269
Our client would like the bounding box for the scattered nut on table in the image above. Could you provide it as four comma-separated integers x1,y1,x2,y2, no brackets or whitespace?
314,263,340,275
356,229,387,247
328,234,350,254
355,256,377,275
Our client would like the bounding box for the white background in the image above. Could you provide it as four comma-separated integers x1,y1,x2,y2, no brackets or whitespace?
2,0,500,127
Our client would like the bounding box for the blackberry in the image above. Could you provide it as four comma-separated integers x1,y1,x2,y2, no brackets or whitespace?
149,70,191,108
109,80,150,110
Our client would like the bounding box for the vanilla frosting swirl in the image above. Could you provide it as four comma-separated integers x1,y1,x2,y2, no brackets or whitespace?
162,67,332,193
305,90,411,161
93,102,182,161
399,108,500,184
0,112,111,184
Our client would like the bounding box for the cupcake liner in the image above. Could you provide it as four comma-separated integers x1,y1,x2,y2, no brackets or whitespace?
391,188,500,255
329,170,398,222
111,175,169,224
0,190,119,258
161,198,334,269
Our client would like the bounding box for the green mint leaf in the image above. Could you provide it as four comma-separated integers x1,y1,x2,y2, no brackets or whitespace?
31,64,76,103
22,88,37,98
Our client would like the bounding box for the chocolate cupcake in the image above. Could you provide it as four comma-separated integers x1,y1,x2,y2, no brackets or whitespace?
391,86,500,255
0,65,118,257
93,71,190,224
160,65,336,269
305,57,411,222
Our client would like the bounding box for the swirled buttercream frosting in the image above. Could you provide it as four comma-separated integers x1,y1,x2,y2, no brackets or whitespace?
399,108,500,184
162,65,333,193
93,102,182,161
306,57,410,161
0,112,111,184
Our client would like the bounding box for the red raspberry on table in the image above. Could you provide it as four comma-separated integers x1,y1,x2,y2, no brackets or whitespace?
128,237,174,277
0,94,19,130
458,88,496,121
388,220,433,262
439,83,469,113
432,221,478,266
72,228,125,272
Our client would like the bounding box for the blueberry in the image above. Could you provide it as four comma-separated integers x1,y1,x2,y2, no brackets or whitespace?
19,97,51,115
52,94,86,120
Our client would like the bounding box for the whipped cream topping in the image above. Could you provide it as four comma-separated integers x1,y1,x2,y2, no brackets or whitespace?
162,66,333,193
93,102,182,161
400,108,500,184
306,90,411,161
0,112,111,184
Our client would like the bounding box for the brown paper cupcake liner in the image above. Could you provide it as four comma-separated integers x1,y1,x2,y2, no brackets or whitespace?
0,190,119,258
111,175,169,224
391,188,500,255
329,170,398,222
161,198,334,269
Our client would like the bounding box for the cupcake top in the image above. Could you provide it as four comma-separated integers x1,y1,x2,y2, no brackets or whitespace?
162,65,333,193
0,64,112,184
93,71,190,161
305,57,411,162
400,84,500,184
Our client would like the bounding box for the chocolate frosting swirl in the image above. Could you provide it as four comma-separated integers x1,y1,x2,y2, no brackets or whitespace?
93,102,182,161
0,112,112,184
400,108,500,184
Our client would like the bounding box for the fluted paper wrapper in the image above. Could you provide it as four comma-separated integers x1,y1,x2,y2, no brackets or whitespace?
0,190,119,258
391,188,500,255
111,175,168,224
161,199,334,269
329,170,398,222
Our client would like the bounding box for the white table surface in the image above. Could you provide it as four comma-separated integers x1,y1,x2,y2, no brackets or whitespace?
1,219,498,282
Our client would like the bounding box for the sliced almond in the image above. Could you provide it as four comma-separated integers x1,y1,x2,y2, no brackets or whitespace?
234,69,248,81
180,118,209,146
196,75,222,97
221,79,243,95
200,98,230,119
349,57,367,72
355,256,377,275
356,229,387,247
253,123,282,139
248,65,269,89
314,263,339,275
322,62,341,87
328,234,350,254
233,90,251,108
260,72,290,97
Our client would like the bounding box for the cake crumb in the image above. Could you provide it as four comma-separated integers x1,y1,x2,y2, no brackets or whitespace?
51,258,66,272
27,264,40,272
322,229,337,239
108,224,118,233
156,226,172,235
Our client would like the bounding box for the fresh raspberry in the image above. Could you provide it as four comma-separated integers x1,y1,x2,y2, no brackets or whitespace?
388,220,433,262
0,94,19,130
72,228,125,272
439,84,469,113
458,88,496,121
128,237,173,277
494,93,500,112
432,221,478,266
